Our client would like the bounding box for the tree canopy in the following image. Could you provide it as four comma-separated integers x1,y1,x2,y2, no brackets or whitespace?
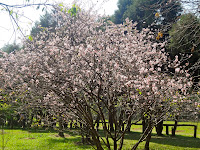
0,6,198,150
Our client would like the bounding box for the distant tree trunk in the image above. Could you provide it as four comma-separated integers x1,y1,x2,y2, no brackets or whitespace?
156,120,163,136
7,116,13,129
58,113,64,138
172,116,178,136
119,110,124,131
63,120,68,128
95,114,100,131
10,116,13,129
109,108,114,132
70,120,73,129
28,113,34,128
142,116,147,133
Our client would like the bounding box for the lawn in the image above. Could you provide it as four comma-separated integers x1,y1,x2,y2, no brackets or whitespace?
0,121,200,150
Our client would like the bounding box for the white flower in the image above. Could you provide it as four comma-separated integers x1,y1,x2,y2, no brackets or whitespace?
175,68,180,73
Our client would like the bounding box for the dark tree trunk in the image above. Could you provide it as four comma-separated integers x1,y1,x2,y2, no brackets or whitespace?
156,120,163,136
119,110,124,131
10,116,13,129
118,135,124,150
58,113,64,138
28,114,34,128
172,116,178,136
95,114,100,131
114,139,117,150
7,116,13,129
109,110,114,132
127,115,132,132
70,120,73,129
145,131,152,150
144,119,152,150
63,121,68,128
142,116,147,133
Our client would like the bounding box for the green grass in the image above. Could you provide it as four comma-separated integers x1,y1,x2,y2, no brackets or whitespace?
123,121,200,150
0,129,92,150
0,121,200,150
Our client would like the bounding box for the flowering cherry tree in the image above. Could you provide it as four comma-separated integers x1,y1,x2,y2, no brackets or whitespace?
0,7,196,150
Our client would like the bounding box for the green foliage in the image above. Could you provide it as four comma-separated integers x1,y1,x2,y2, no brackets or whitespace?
136,89,142,95
0,92,14,125
68,4,81,17
28,35,33,41
30,11,57,37
9,10,13,15
169,14,200,56
31,4,81,37
112,0,182,30
1,42,21,54
168,13,200,74
112,0,132,24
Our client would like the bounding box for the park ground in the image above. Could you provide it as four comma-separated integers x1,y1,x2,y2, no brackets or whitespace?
0,121,200,150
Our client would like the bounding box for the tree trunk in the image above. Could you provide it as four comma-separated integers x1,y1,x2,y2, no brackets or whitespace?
118,135,124,150
119,110,124,131
114,139,117,150
70,120,73,129
156,120,163,136
95,114,100,131
58,113,64,138
127,115,132,132
172,116,178,136
144,131,152,150
142,116,147,133
144,119,152,150
109,110,114,132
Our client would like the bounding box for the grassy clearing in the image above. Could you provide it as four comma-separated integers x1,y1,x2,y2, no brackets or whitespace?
0,121,199,150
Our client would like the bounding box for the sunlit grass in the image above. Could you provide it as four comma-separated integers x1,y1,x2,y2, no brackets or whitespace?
0,129,92,150
0,121,199,150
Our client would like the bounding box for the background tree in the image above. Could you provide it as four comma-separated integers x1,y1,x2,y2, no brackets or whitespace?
168,13,200,58
112,0,182,30
30,11,57,37
1,42,21,54
167,13,200,87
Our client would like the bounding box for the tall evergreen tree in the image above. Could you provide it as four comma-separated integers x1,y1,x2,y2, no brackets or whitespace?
31,11,57,37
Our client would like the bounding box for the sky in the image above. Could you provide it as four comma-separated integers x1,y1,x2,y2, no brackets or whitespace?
0,0,118,48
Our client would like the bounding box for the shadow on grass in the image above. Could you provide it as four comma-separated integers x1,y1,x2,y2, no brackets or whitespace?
46,136,92,149
123,131,200,149
24,128,80,136
151,134,200,149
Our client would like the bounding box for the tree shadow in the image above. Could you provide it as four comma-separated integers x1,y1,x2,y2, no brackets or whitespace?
123,131,200,149
150,134,200,149
46,136,92,149
97,129,200,149
25,128,58,133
